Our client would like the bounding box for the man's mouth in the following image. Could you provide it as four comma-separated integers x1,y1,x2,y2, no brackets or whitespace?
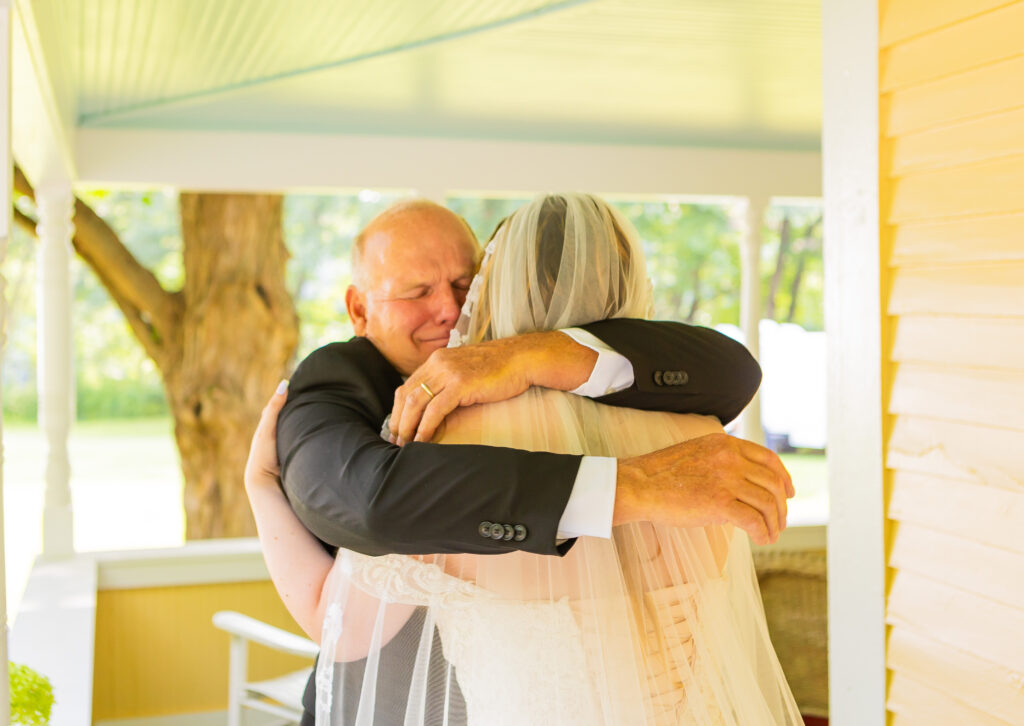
420,335,450,345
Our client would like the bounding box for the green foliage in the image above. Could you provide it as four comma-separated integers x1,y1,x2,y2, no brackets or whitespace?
761,202,824,331
3,222,41,421
446,196,529,244
614,199,742,326
2,190,179,421
9,662,55,726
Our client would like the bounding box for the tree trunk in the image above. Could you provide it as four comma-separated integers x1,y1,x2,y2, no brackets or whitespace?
14,168,301,539
167,194,298,538
786,250,807,323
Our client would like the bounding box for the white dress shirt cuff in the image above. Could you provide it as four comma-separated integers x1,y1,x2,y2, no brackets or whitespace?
561,327,635,397
556,456,617,540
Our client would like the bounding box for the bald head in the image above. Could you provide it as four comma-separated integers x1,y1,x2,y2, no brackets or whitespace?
344,199,482,374
351,200,479,288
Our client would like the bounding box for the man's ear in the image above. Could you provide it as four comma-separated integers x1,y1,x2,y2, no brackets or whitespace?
345,285,368,336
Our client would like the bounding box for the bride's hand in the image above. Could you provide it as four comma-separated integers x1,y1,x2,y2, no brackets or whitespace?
244,379,289,494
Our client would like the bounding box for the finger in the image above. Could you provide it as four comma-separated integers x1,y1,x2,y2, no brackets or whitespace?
733,475,780,542
739,440,795,498
390,383,410,437
763,451,795,499
257,380,290,434
396,385,433,444
780,459,795,498
724,500,771,546
743,462,788,534
414,391,458,442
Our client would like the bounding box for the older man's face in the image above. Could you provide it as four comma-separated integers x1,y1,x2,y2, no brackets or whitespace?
348,205,479,375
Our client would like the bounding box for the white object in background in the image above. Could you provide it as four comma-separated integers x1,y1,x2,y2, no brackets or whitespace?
0,0,11,715
716,321,828,451
36,180,75,558
212,610,317,726
758,320,828,450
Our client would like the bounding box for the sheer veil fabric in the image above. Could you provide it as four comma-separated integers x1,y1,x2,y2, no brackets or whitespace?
316,194,802,725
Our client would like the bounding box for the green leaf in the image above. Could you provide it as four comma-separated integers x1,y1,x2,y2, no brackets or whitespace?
10,662,55,726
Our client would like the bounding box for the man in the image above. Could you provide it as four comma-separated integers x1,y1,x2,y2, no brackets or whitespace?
275,199,792,723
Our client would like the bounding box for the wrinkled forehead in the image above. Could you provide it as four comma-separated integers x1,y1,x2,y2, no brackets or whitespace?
362,209,480,284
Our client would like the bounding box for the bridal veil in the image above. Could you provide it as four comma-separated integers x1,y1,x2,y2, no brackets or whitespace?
315,193,802,725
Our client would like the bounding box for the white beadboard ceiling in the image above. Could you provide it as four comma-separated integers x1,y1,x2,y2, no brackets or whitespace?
24,0,820,150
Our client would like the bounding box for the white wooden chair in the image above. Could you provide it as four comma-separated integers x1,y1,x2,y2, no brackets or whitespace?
212,610,318,726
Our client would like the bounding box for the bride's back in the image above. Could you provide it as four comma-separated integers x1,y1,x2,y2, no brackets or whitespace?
330,194,802,726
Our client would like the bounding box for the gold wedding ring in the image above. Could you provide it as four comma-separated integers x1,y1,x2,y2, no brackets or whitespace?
419,381,435,399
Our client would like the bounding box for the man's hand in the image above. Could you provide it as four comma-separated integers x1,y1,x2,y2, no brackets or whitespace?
390,331,598,444
614,433,795,545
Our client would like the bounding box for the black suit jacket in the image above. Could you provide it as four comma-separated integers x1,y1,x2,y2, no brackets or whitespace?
277,318,760,557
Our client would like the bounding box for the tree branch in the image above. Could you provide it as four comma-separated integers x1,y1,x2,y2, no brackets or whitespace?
12,164,183,365
13,207,36,236
13,165,34,200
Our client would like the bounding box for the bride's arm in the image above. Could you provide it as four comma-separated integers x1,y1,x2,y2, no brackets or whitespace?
246,384,414,659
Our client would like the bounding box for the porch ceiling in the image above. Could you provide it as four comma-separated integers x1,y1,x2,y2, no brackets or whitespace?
26,0,820,150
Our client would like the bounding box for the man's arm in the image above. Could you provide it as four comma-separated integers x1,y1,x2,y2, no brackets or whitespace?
579,318,761,423
277,338,581,556
390,318,760,444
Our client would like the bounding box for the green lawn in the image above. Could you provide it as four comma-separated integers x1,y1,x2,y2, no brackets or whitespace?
3,418,828,621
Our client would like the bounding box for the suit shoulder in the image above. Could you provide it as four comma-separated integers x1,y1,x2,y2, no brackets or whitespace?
289,337,395,392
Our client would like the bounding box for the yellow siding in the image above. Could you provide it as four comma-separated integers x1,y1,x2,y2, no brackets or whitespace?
880,2,1024,722
93,580,312,720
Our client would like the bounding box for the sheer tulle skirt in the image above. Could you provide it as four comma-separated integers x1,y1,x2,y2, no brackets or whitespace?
316,391,802,725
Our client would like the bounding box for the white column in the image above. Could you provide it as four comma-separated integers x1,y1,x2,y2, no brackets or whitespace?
0,0,11,715
739,195,767,446
823,0,885,723
36,181,75,558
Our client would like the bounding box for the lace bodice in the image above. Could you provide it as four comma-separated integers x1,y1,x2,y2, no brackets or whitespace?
344,553,727,726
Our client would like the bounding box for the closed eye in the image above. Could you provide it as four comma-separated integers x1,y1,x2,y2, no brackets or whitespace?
401,286,430,300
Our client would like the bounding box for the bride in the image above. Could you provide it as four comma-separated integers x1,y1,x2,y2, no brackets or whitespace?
246,193,801,725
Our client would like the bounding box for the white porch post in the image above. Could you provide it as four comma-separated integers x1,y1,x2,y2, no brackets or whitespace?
823,0,885,723
739,195,767,445
0,0,11,714
36,181,75,558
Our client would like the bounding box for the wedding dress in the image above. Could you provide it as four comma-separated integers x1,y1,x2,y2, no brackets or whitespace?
316,193,802,725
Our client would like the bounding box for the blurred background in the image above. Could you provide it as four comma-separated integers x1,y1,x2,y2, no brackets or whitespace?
3,187,826,616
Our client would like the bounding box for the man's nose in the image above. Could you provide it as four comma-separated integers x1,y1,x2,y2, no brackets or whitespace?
433,284,462,325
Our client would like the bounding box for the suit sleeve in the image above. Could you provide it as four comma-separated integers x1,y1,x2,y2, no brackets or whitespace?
577,318,761,425
277,339,581,556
